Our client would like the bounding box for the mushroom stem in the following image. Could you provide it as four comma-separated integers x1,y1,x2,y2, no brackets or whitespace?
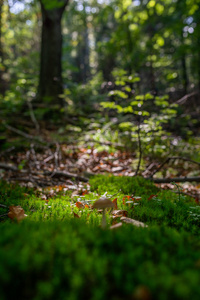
101,208,107,229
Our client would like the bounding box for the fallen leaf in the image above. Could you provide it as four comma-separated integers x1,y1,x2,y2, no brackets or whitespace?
76,201,85,209
81,190,89,196
112,210,128,217
120,217,148,227
8,206,27,222
112,198,118,209
110,222,123,230
148,195,156,200
122,195,134,205
73,212,80,218
41,194,47,200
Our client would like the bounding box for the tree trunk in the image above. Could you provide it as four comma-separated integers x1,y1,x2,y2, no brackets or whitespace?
0,0,6,95
181,35,188,95
37,0,69,105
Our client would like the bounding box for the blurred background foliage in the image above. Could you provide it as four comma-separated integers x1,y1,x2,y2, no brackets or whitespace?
0,0,200,159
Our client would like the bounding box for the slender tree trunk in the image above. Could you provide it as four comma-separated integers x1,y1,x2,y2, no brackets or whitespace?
0,0,6,95
181,56,188,94
181,34,188,94
197,19,200,93
37,0,69,105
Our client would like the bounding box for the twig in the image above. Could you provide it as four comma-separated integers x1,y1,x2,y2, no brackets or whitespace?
175,91,198,105
27,100,40,132
54,143,60,170
3,122,44,143
0,163,89,182
150,177,200,183
0,163,18,171
0,213,8,218
135,120,142,176
43,170,89,182
0,146,15,158
30,143,40,170
0,204,8,209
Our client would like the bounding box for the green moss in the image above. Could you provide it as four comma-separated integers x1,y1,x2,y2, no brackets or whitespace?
0,176,200,299
0,220,200,300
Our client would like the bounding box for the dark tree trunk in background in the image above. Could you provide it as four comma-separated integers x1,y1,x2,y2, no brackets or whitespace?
181,55,188,95
0,0,7,95
37,0,69,105
197,18,200,94
180,34,188,95
75,2,90,84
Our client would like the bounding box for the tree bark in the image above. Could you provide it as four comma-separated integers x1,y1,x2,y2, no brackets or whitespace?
0,0,7,95
37,0,69,105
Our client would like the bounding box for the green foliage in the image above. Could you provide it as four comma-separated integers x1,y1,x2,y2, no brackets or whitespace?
41,0,67,10
100,70,178,157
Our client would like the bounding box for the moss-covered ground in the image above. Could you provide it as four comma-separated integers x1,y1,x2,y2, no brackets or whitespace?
0,175,199,300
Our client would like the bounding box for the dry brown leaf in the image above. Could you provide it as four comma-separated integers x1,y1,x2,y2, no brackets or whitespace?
8,205,27,222
110,222,123,230
120,217,148,227
112,210,128,217
112,198,118,210
73,212,80,218
75,201,85,209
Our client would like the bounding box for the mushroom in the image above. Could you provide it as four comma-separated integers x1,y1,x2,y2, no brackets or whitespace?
93,196,114,228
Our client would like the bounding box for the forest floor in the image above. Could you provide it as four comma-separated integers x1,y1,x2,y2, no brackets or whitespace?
0,125,200,203
1,124,200,300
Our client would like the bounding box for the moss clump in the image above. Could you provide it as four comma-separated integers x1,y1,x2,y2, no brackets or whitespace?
0,220,200,300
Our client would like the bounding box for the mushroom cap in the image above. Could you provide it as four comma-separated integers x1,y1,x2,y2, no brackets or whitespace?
93,196,115,209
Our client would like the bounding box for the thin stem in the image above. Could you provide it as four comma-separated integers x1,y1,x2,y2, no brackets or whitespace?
135,119,142,176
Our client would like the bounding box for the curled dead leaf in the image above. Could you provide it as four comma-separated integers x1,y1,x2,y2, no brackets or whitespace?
8,205,27,222
112,198,118,209
112,210,128,217
75,201,85,209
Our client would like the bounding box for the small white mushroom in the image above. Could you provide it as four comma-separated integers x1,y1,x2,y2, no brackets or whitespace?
93,196,114,228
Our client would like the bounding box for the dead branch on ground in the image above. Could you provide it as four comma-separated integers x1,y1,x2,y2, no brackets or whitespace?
149,156,200,178
150,177,200,183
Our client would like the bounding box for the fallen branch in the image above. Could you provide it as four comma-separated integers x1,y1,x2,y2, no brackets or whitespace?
0,146,15,158
150,177,200,183
0,204,8,209
150,156,200,178
175,91,198,105
0,163,18,172
0,163,88,183
0,213,8,218
43,170,88,182
3,122,45,144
